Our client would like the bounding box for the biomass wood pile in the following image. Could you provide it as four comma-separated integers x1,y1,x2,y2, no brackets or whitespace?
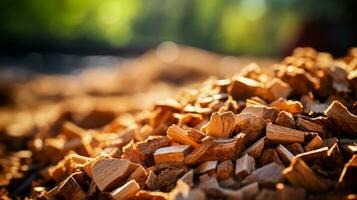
0,47,357,199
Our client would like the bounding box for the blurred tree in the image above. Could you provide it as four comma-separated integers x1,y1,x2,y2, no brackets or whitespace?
0,0,355,56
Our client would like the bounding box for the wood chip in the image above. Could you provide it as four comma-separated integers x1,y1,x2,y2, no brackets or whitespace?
338,155,357,190
58,174,86,200
196,160,218,174
266,78,292,100
235,112,266,142
258,148,283,166
185,134,245,165
266,123,305,144
243,136,266,158
153,145,192,165
235,154,255,179
229,76,274,102
276,144,294,165
242,162,284,185
277,66,315,95
201,111,236,138
216,160,234,181
283,158,328,191
275,111,295,128
135,136,171,161
167,125,201,147
270,98,303,114
296,118,324,134
285,143,305,155
110,180,140,200
4,47,357,199
294,147,329,162
91,158,137,191
304,135,323,152
325,100,357,136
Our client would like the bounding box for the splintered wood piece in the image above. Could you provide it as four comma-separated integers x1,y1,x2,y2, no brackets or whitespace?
242,162,284,185
217,160,234,181
201,111,236,138
185,134,245,165
235,154,255,179
276,183,306,200
296,118,324,134
235,112,266,142
196,161,218,174
243,136,266,158
325,101,357,136
121,140,141,164
240,105,279,123
283,158,328,191
277,66,315,95
153,145,191,165
92,158,137,191
304,135,323,152
294,147,329,162
338,155,357,190
270,98,303,114
275,111,295,128
323,143,345,170
126,165,148,189
167,125,200,147
49,153,92,183
180,169,194,187
58,176,86,200
258,148,283,166
110,180,140,200
146,171,158,191
276,144,294,165
266,78,292,100
135,136,171,160
156,167,187,192
229,76,274,101
285,143,305,155
82,156,108,179
266,123,305,144
322,137,338,148
186,128,205,142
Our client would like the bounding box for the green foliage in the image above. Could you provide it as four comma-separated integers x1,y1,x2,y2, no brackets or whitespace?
0,0,343,56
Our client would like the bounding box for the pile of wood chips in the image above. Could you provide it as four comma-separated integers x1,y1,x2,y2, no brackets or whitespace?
1,47,357,200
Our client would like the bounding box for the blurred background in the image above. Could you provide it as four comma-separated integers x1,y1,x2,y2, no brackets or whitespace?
0,0,356,75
